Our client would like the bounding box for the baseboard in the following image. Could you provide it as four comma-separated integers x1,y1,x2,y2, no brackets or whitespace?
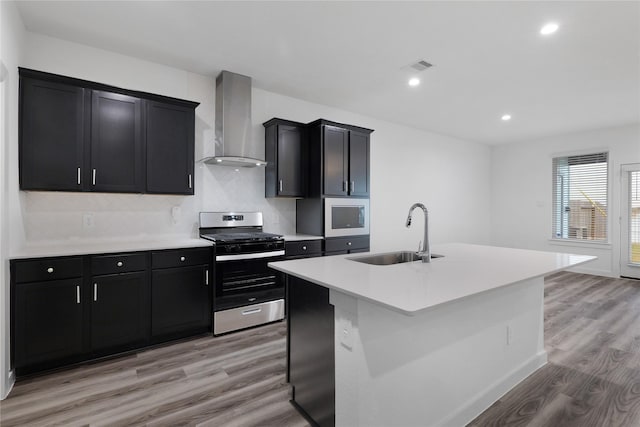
1,369,15,400
567,266,616,278
435,350,548,427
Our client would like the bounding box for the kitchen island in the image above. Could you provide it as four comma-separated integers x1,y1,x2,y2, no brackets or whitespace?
269,243,595,427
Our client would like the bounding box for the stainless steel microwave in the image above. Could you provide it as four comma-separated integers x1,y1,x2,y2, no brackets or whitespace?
324,198,370,238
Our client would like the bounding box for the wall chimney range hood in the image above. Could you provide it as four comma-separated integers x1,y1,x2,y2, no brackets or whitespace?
201,70,266,168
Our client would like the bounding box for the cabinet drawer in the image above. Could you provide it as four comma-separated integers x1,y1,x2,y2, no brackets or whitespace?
285,240,323,258
14,257,83,283
91,253,147,275
151,247,211,269
324,236,369,253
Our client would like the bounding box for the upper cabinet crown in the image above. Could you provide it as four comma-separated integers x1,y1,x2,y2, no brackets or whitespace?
307,119,373,198
18,68,199,195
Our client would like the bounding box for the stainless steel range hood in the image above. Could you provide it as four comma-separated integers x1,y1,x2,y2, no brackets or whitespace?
201,70,266,168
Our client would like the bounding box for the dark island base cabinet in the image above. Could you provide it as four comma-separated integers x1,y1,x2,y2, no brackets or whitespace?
11,247,212,377
287,276,335,427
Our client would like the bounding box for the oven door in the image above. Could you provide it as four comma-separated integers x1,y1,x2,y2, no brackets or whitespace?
214,251,285,312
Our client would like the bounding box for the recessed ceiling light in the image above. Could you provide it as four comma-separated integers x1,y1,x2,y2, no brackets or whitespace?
540,22,559,35
501,114,512,121
408,77,420,87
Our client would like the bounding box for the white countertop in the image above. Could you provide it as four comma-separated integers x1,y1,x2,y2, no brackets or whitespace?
269,243,596,315
281,234,324,242
11,236,212,259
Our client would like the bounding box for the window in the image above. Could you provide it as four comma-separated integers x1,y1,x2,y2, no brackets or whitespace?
552,152,608,241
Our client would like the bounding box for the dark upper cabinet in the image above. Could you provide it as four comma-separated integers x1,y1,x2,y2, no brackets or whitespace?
146,101,195,195
323,126,349,197
19,77,85,191
306,119,373,198
18,68,198,195
90,91,144,193
264,118,307,198
348,130,370,197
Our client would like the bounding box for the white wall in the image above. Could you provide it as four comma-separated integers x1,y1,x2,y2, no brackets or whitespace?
1,29,492,398
0,0,25,400
491,124,640,277
16,31,492,251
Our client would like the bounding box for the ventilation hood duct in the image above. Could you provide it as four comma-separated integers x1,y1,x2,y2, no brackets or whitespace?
202,70,266,167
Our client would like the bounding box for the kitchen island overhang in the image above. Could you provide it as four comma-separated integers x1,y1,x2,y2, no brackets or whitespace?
269,243,596,427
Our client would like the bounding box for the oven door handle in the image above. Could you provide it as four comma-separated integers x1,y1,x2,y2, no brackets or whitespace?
216,250,285,262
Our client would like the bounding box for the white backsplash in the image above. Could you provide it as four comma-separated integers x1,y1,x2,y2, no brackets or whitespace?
22,164,297,244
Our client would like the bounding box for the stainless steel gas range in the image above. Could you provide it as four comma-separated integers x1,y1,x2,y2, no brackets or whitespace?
199,212,285,335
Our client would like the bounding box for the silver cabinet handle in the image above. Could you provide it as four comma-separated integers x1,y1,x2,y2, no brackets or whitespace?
180,256,186,262
76,285,81,304
77,167,81,185
347,242,352,246
47,267,54,273
205,269,209,285
188,174,192,189
248,297,257,302
279,179,283,192
92,169,96,186
242,308,262,315
93,283,98,302
302,246,307,250
351,181,355,193
117,261,123,267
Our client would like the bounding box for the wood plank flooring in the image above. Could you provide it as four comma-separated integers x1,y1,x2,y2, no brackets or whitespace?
469,272,640,427
0,321,309,427
2,272,640,426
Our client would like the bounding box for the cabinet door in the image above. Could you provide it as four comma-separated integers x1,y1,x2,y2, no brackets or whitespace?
14,279,83,368
146,101,195,195
151,265,210,338
348,130,370,197
277,124,305,197
90,91,143,193
20,78,85,191
323,126,348,196
91,271,149,353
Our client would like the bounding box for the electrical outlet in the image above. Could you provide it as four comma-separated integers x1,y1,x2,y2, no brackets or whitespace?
83,213,95,229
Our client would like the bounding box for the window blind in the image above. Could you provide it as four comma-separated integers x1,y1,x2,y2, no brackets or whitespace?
552,152,608,241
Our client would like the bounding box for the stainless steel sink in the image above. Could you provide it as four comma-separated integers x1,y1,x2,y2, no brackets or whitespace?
348,251,444,266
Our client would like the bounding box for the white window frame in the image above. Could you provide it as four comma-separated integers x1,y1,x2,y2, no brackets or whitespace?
550,151,610,245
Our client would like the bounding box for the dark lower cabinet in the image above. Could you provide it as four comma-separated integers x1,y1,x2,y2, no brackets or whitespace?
324,235,370,256
288,276,335,427
11,246,212,377
14,278,84,371
151,265,210,340
90,271,149,354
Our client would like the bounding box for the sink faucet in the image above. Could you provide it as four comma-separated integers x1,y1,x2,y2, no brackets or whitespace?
405,203,431,263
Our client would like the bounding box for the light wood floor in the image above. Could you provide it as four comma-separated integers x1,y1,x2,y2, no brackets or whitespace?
2,272,640,426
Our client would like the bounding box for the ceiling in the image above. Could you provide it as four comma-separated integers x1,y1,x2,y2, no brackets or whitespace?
14,1,640,145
